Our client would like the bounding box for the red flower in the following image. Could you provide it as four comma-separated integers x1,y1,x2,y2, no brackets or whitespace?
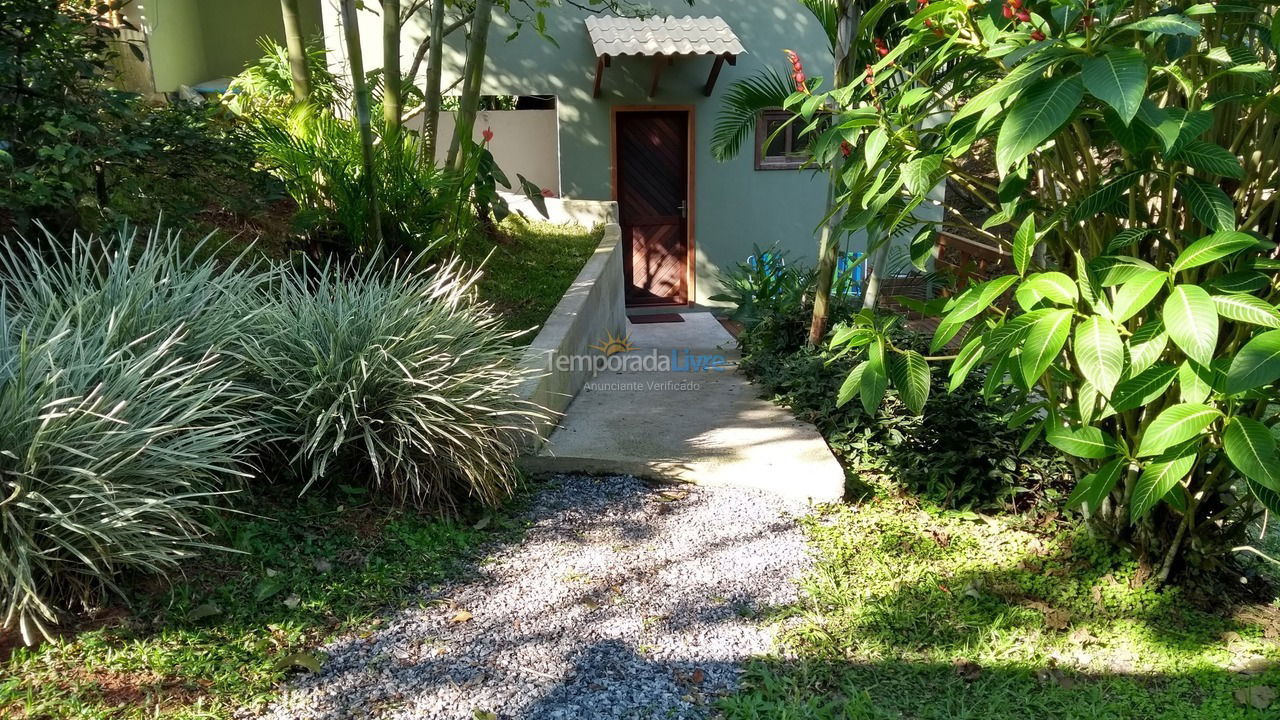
1082,13,1095,27
1031,29,1046,41
1002,4,1014,18
784,50,809,93
481,127,494,143
1016,9,1030,21
840,140,852,157
540,188,556,198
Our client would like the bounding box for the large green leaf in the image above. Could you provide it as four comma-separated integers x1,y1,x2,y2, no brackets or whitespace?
1128,320,1169,374
1110,363,1178,413
1020,309,1074,386
1178,360,1214,403
1136,403,1222,456
861,352,888,415
1178,177,1236,231
889,350,931,415
837,362,866,407
1222,416,1280,486
1172,230,1257,272
1168,139,1245,179
902,154,944,197
1111,270,1167,323
1131,444,1198,521
1013,215,1036,276
932,275,1019,351
1225,329,1280,393
996,74,1084,173
1046,422,1119,459
710,68,794,162
1073,171,1144,221
1074,315,1125,396
1212,294,1280,328
1015,271,1078,310
1082,48,1148,124
1163,284,1219,365
1126,14,1202,36
1066,457,1126,511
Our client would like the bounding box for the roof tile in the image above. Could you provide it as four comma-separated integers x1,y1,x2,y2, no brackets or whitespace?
584,15,745,57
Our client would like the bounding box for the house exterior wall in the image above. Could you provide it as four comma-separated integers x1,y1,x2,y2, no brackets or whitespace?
125,0,324,92
408,109,561,194
329,0,841,306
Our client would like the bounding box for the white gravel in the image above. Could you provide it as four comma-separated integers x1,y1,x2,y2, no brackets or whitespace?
252,475,811,720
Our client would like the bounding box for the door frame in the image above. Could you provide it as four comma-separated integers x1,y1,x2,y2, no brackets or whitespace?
610,105,696,307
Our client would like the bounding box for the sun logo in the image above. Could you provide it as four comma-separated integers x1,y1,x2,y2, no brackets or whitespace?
590,331,635,356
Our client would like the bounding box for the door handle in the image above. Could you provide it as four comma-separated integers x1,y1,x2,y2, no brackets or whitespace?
678,200,687,219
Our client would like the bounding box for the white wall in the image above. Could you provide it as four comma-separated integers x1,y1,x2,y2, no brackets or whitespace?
407,109,561,196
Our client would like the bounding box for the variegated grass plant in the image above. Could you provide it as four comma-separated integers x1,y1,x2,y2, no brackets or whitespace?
237,256,541,512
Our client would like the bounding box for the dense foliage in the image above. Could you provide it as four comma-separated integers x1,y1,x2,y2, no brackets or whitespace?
786,0,1280,580
0,231,537,638
0,0,276,237
724,253,1070,507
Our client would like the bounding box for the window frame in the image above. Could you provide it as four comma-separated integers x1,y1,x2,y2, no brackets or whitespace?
754,109,806,171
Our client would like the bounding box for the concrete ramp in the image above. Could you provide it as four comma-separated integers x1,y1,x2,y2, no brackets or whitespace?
523,312,846,503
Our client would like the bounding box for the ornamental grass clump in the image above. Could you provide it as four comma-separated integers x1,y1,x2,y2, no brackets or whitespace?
0,308,253,645
239,256,540,511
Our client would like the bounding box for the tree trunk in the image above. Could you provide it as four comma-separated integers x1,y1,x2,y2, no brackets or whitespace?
807,0,858,346
445,0,494,171
340,0,384,250
382,0,402,136
421,0,447,162
280,0,311,101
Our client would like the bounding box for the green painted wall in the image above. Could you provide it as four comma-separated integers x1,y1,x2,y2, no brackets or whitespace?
435,0,848,305
141,0,324,91
128,0,205,91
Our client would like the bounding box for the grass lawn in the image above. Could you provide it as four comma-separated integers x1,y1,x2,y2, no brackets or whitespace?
0,487,529,719
719,496,1280,719
459,215,604,340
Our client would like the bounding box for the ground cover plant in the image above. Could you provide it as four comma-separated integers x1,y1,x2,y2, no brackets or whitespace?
720,495,1280,719
458,215,606,337
0,485,524,718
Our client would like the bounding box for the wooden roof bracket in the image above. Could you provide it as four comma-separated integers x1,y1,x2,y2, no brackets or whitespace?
704,53,736,96
592,53,611,98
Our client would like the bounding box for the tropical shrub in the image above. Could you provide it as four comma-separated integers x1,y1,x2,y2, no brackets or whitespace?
0,295,252,644
225,38,347,119
797,0,1280,580
249,104,465,257
236,256,541,511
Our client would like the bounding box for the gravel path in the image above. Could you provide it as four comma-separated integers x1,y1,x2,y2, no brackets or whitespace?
254,475,811,720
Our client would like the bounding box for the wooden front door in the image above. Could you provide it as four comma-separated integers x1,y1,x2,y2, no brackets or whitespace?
615,110,690,306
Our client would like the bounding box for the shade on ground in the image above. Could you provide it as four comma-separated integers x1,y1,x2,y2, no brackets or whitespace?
524,312,845,503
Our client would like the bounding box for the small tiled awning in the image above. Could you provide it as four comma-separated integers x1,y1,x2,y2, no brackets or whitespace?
585,15,745,98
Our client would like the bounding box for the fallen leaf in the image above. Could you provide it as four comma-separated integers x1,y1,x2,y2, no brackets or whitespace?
313,559,333,573
691,668,705,685
450,610,473,624
283,594,301,609
1234,685,1276,709
1037,667,1074,689
473,515,491,531
185,602,221,622
273,651,323,673
953,659,981,681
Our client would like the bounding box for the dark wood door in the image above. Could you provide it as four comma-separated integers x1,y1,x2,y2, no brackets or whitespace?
616,111,689,306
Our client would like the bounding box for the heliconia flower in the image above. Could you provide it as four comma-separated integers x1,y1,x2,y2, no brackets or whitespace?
840,140,852,157
482,127,494,143
541,188,556,198
1002,4,1014,18
1081,13,1095,27
784,50,809,93
1016,9,1030,21
1031,29,1046,41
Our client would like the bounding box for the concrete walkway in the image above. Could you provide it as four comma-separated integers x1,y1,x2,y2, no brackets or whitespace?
523,312,845,503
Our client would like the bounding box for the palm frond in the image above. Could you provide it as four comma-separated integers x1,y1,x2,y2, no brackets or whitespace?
797,0,840,52
711,68,795,163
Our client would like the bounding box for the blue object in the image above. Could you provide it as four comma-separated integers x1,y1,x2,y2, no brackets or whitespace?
836,251,866,296
747,252,786,276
